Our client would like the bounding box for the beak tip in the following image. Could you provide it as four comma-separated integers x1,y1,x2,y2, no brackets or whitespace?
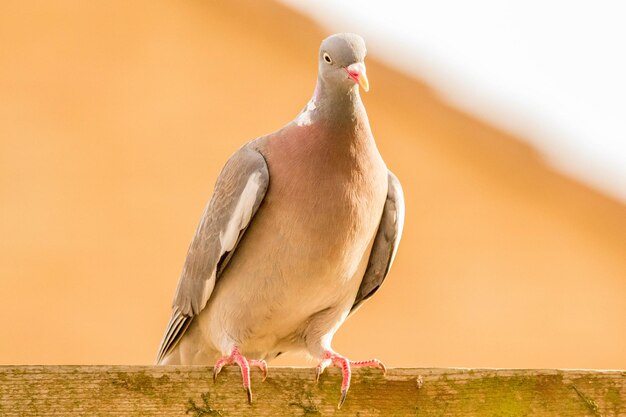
359,75,370,92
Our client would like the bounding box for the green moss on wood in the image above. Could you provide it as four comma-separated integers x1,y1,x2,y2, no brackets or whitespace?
605,385,623,411
112,371,159,395
572,384,601,417
186,392,224,417
288,391,322,415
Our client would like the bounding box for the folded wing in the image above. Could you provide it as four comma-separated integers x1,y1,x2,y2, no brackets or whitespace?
350,171,405,315
156,144,269,363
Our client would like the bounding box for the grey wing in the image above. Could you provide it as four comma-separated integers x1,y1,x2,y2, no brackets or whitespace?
156,144,269,363
350,170,405,315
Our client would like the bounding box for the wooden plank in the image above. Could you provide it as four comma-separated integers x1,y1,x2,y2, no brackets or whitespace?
0,366,624,416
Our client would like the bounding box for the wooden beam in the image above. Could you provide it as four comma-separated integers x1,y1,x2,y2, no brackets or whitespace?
0,366,624,416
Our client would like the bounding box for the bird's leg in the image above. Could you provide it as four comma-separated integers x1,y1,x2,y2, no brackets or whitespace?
315,350,386,408
213,346,268,404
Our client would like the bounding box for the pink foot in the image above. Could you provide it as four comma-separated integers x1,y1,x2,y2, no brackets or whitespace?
315,350,386,408
213,346,268,404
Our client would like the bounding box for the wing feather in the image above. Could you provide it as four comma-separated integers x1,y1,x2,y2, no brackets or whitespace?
156,144,269,363
156,310,192,364
350,170,405,315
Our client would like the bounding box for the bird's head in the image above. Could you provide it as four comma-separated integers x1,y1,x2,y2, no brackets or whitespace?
318,33,369,93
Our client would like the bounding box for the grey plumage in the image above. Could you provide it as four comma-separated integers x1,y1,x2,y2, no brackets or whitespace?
156,34,405,391
350,171,404,315
156,146,269,363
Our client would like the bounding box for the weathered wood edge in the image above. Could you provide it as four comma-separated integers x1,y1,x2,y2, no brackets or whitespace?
1,366,624,416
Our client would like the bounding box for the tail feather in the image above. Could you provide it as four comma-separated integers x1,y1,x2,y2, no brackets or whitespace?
156,309,192,364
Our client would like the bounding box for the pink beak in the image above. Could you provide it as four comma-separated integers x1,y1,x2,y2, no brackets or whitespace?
345,62,369,92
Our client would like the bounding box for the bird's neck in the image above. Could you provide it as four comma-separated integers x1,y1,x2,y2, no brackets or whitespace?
296,77,372,143
312,78,365,122
273,78,382,180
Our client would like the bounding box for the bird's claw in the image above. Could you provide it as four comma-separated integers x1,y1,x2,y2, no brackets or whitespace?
212,367,219,381
212,362,225,382
316,351,386,408
249,359,268,382
212,347,267,404
338,388,348,409
315,359,331,382
379,361,387,375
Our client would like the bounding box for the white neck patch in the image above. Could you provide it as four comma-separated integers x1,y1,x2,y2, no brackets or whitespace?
296,99,316,127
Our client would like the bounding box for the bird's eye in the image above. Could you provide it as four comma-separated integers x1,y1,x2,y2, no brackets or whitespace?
323,52,332,64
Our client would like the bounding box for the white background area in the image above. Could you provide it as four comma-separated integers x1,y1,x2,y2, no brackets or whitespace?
280,0,626,202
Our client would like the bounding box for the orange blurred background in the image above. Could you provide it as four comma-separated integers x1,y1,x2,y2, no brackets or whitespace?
1,0,625,369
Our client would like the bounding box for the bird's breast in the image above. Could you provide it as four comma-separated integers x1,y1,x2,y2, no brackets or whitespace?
260,128,388,281
200,128,388,356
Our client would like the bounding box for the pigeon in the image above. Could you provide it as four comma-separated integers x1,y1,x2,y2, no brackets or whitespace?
156,33,404,408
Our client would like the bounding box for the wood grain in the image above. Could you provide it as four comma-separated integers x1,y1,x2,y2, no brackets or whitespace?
0,366,624,416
